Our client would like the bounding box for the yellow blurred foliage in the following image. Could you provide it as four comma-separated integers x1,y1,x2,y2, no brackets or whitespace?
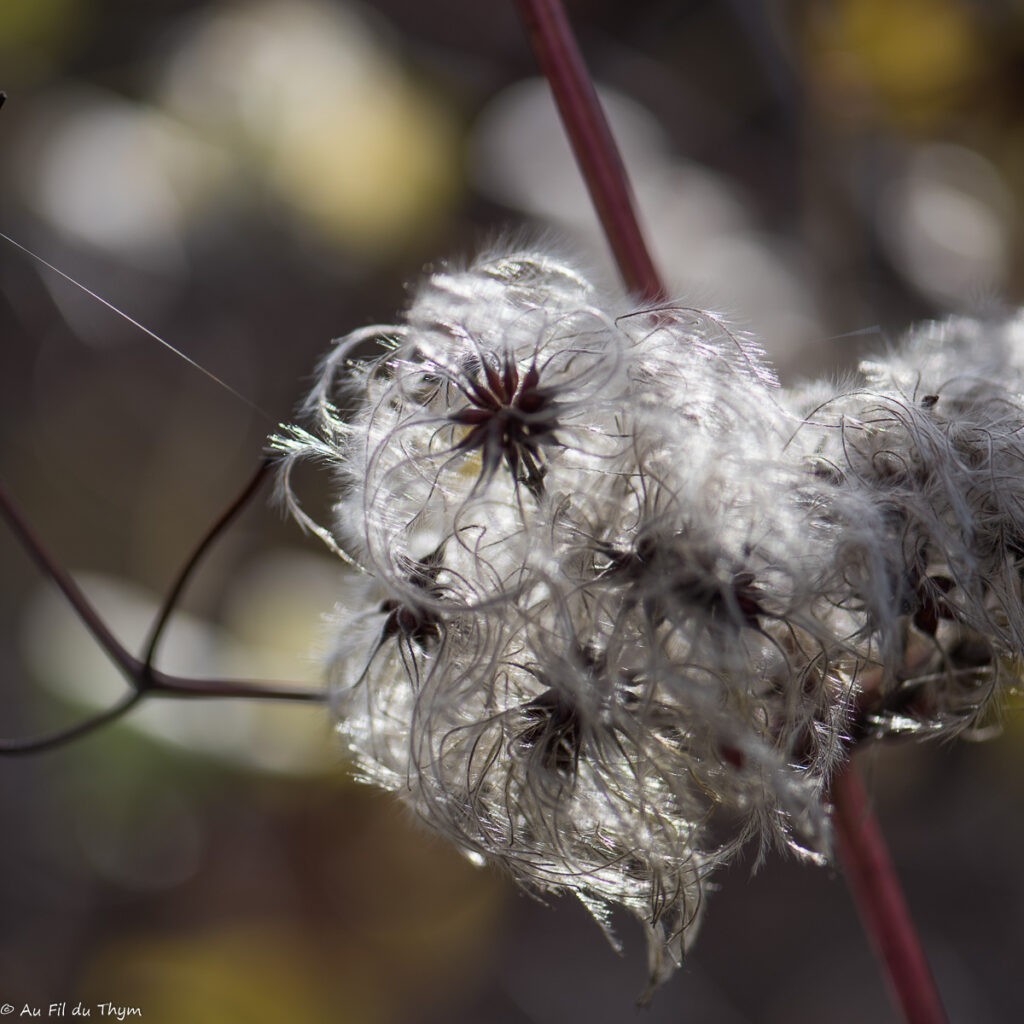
0,0,87,80
78,927,377,1024
809,0,984,125
0,0,82,49
268,76,459,254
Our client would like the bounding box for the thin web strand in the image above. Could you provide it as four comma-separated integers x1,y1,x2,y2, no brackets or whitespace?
0,231,269,419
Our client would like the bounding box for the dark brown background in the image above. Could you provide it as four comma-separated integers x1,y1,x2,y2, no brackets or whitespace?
1,1,1023,1021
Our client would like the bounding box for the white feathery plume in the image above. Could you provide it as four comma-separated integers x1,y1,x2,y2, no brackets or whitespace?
274,248,1024,999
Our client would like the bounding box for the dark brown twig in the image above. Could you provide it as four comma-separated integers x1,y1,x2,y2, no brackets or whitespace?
1,476,138,678
1,470,325,754
0,692,143,756
147,669,323,703
142,456,274,669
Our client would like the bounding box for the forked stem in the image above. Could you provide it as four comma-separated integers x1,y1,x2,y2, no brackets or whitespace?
0,470,324,754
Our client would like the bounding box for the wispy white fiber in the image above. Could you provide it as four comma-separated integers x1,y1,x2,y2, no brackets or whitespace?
274,248,1024,998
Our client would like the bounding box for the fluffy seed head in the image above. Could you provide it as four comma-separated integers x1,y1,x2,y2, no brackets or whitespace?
275,249,1024,998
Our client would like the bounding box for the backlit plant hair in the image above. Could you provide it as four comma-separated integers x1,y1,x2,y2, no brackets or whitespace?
9,2,1024,1020
276,231,1024,1006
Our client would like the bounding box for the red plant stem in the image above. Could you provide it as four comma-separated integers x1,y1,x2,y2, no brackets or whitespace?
832,762,949,1024
513,0,665,302
512,4,949,1022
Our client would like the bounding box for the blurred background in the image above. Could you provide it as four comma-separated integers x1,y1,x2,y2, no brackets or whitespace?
1,0,1023,1021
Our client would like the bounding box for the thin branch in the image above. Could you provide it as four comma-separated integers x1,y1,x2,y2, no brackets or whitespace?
0,477,141,678
512,0,665,301
143,457,273,668
1,472,326,754
0,692,143,756
148,670,324,703
0,667,323,756
832,761,949,1024
0,667,321,756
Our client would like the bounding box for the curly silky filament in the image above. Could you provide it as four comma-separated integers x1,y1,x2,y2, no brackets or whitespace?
275,247,1024,998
